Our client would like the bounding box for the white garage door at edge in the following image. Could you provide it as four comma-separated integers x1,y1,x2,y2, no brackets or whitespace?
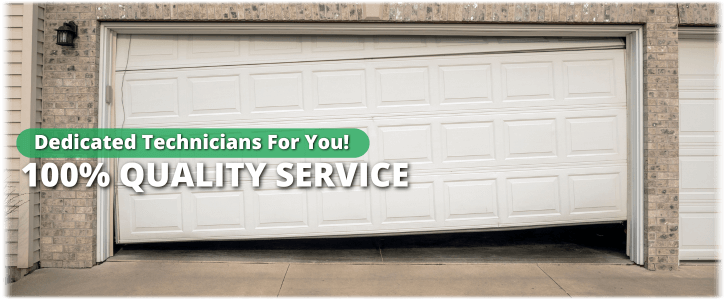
114,35,628,243
678,37,720,260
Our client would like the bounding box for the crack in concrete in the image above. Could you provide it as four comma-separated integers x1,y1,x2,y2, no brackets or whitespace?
536,263,571,297
277,264,290,297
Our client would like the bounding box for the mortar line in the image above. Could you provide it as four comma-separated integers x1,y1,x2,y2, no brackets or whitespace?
277,264,290,297
536,263,571,297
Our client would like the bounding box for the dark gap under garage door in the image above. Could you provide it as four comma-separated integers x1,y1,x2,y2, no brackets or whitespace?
107,223,631,264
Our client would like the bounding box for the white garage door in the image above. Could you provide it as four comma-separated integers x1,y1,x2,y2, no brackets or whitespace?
114,35,628,243
678,36,720,260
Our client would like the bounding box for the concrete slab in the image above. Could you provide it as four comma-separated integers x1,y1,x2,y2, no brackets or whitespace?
8,262,289,296
538,264,718,296
278,264,569,296
7,262,718,297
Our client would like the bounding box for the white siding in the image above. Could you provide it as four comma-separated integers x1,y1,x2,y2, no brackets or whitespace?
4,3,42,268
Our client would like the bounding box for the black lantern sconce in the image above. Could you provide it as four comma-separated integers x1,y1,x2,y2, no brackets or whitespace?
55,21,77,47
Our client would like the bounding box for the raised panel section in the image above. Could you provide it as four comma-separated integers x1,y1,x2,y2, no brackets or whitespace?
681,215,717,247
128,35,178,61
250,36,302,54
681,101,716,133
127,79,179,118
256,190,307,228
250,73,304,112
564,60,615,99
442,122,495,162
383,183,435,223
379,125,432,163
189,76,241,115
501,62,554,102
504,119,557,159
312,36,365,52
131,193,183,233
439,65,491,104
681,211,718,259
376,68,429,106
445,180,497,220
568,173,620,214
319,188,371,226
681,157,717,189
192,191,244,231
507,177,560,217
313,70,366,109
566,117,618,156
190,35,238,56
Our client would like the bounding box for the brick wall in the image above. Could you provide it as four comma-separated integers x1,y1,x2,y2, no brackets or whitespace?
40,2,718,271
40,3,99,268
642,4,681,272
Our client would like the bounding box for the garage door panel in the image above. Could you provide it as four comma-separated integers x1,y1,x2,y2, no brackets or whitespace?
117,50,625,128
679,201,723,260
501,62,556,102
187,75,242,116
117,35,624,71
125,78,180,119
190,191,245,231
117,166,628,243
118,186,185,241
131,193,184,233
375,67,430,107
439,64,492,104
441,122,496,162
679,37,720,260
116,36,628,244
375,109,625,172
504,119,558,159
563,59,617,100
378,124,433,164
188,35,241,59
381,182,436,224
568,173,623,215
680,100,718,144
316,186,373,226
444,179,498,221
498,165,627,225
249,72,305,113
312,70,367,110
255,189,309,229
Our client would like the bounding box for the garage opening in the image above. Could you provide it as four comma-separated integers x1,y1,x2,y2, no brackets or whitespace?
109,223,630,264
107,34,630,263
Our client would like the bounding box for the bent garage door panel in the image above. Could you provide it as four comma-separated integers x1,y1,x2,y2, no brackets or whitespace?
115,35,627,243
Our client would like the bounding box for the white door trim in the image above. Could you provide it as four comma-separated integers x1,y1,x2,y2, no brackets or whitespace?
97,22,645,265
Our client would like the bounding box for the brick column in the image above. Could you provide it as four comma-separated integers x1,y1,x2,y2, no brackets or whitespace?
643,3,680,271
40,4,99,268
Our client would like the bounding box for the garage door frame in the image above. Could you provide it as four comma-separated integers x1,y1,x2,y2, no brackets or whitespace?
97,23,645,265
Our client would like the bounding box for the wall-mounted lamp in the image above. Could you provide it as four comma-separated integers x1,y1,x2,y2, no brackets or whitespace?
55,21,77,47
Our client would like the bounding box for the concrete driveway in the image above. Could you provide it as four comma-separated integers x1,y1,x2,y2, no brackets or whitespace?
7,262,718,296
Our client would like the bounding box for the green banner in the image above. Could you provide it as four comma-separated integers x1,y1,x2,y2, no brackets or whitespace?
17,128,369,158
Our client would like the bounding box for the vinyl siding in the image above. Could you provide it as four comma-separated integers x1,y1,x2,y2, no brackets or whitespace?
4,3,42,268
